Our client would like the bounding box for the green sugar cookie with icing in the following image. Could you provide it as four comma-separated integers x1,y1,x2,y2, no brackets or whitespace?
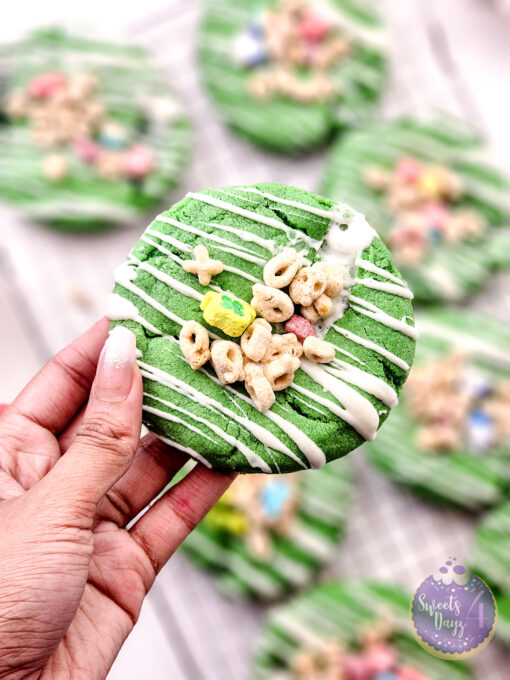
254,580,472,680
0,28,190,230
109,182,416,473
364,308,510,510
183,460,351,600
198,0,387,153
320,117,510,302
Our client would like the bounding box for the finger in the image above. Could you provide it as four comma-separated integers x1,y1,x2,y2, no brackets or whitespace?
43,326,142,509
58,404,87,453
130,465,235,574
10,318,110,435
0,403,9,417
96,435,190,526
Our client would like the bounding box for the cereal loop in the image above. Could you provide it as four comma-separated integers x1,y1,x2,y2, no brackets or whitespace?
244,362,275,412
251,284,294,323
179,320,211,370
312,262,344,297
303,336,336,363
262,333,303,364
241,318,272,362
210,340,244,385
313,294,333,318
289,267,327,307
300,305,320,323
264,354,301,391
263,248,303,289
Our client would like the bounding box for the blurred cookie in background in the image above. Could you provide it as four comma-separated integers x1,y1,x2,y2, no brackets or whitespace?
320,117,510,302
198,0,387,154
182,460,351,600
0,27,190,230
471,501,510,645
254,580,472,679
364,308,510,511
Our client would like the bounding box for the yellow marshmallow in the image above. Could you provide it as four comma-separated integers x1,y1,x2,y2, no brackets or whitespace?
418,168,446,198
200,291,256,337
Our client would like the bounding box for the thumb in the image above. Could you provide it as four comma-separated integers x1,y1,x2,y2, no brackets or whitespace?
49,325,143,507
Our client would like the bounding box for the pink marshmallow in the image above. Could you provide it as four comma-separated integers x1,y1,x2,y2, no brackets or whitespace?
122,146,155,179
395,157,422,184
298,12,331,43
284,314,317,343
28,72,66,99
363,643,396,674
420,202,449,228
74,139,100,164
342,653,370,680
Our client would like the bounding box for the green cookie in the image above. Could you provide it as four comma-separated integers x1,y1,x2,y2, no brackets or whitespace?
198,0,387,153
0,27,190,230
254,581,472,679
364,307,510,510
110,182,416,473
183,459,350,600
320,117,510,302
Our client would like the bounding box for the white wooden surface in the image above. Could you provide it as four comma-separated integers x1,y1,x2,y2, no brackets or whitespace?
1,1,510,678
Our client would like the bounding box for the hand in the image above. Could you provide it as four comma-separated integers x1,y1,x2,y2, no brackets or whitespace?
0,319,234,680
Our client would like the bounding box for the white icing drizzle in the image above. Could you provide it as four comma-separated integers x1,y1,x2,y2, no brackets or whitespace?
143,393,271,473
114,262,191,328
205,221,275,254
355,258,407,285
354,277,414,299
107,293,139,321
129,255,204,301
145,227,192,253
152,432,212,469
298,360,379,441
332,324,410,371
349,295,419,340
206,374,325,469
138,360,303,468
327,359,398,407
186,191,322,252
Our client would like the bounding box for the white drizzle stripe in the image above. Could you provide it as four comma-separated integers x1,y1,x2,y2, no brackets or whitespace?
203,372,325,469
114,263,191,328
145,227,192,252
205,222,275,254
233,186,343,221
129,256,204,301
332,324,410,371
138,361,301,464
186,191,322,251
143,393,271,473
354,277,414,299
326,360,398,408
298,360,379,441
349,295,419,340
152,433,212,469
355,258,407,285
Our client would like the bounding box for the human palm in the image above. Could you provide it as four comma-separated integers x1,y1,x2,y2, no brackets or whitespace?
0,319,233,680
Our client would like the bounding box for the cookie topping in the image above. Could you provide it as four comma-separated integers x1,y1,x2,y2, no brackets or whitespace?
4,70,157,184
365,156,485,265
251,283,295,323
406,352,510,453
204,474,299,559
234,0,351,103
179,320,211,370
292,612,427,680
182,245,225,286
284,314,317,342
200,291,256,337
303,336,335,364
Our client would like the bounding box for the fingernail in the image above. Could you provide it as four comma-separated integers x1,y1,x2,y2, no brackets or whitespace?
95,326,136,402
